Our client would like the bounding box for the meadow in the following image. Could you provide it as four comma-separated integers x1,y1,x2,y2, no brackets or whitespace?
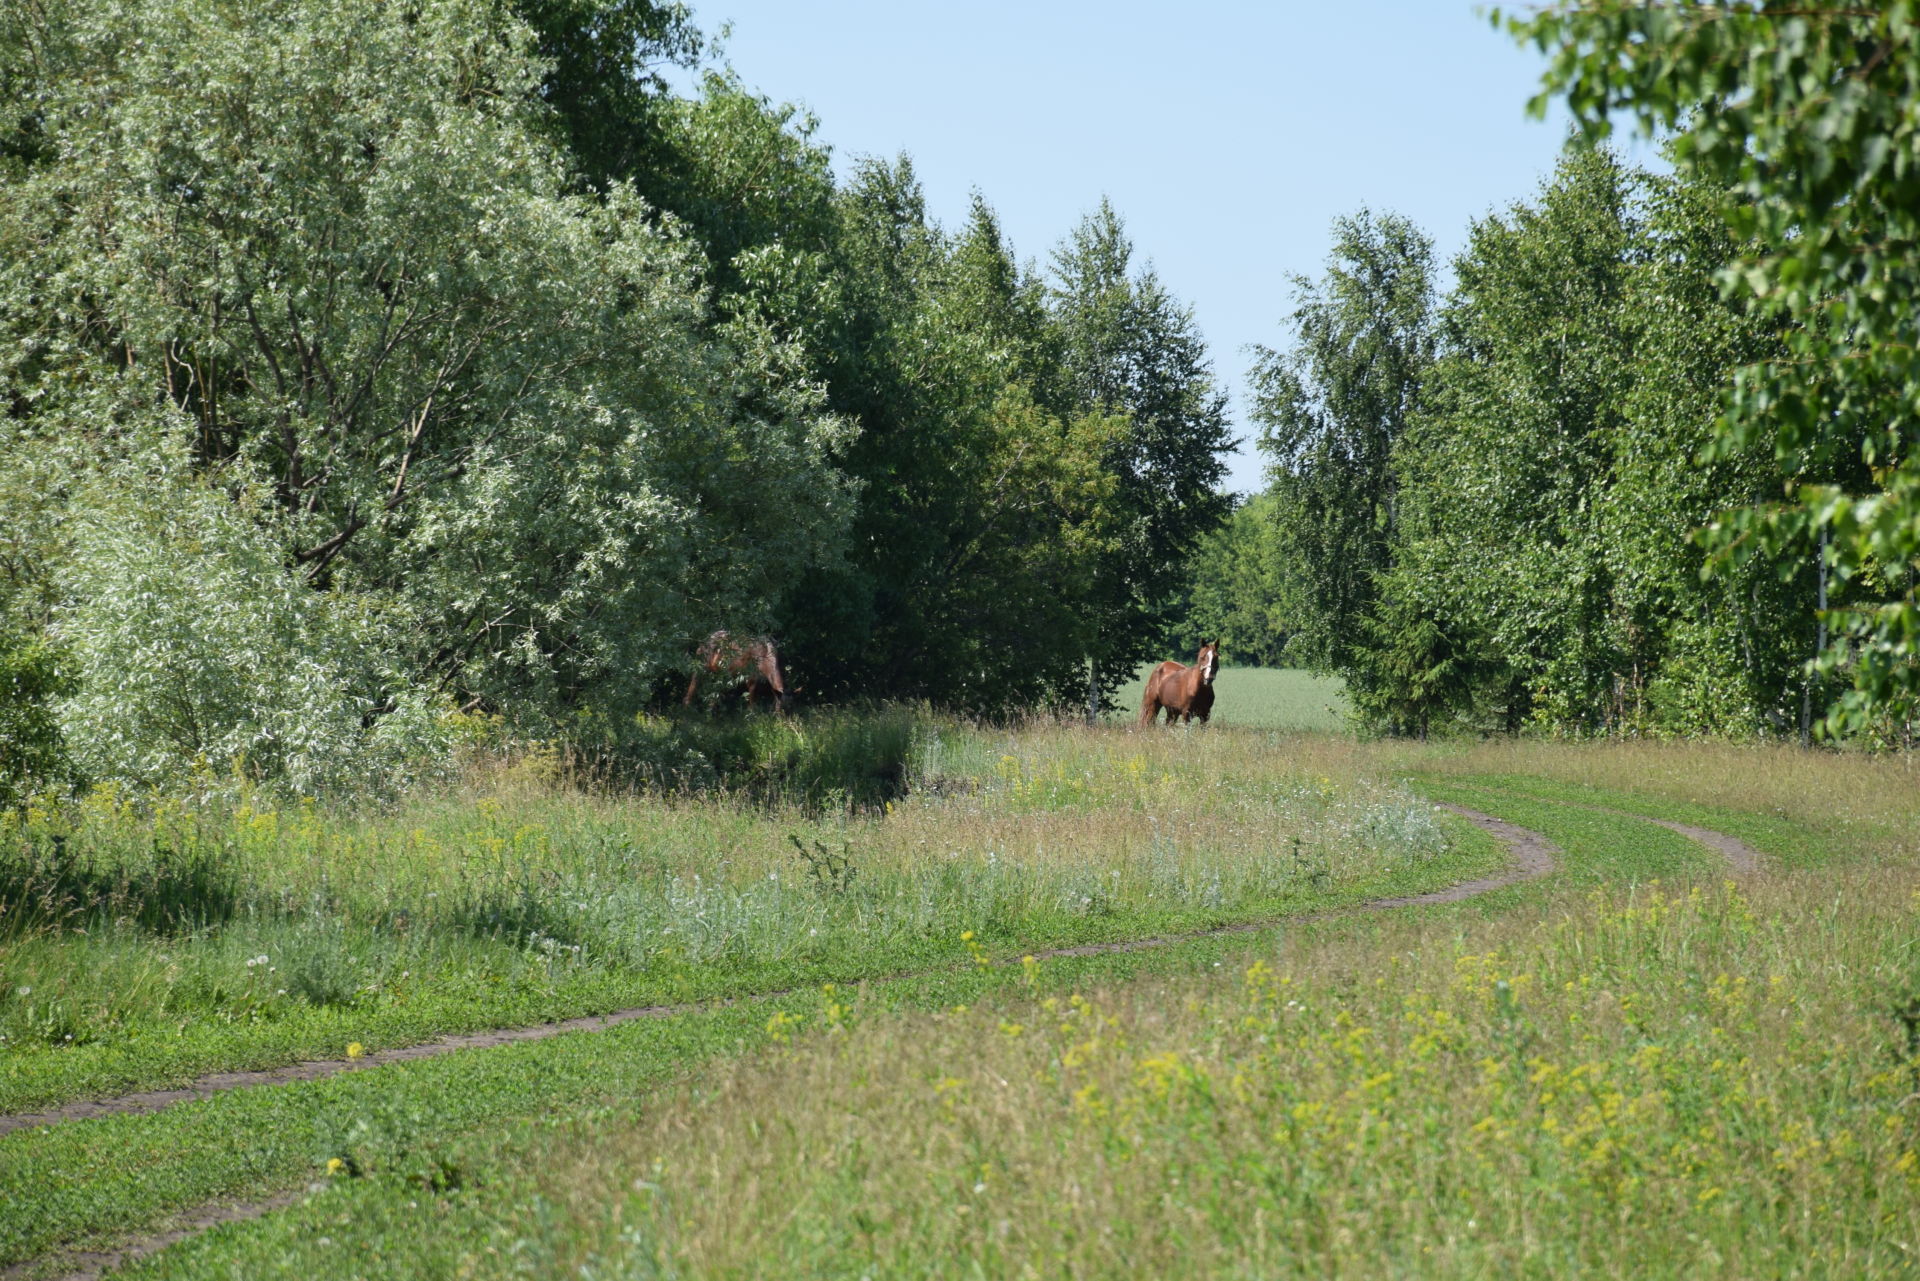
3,675,1918,1278
0,701,1480,1111
1109,663,1350,733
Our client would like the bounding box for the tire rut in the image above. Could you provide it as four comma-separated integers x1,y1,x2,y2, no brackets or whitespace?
5,803,1559,1281
1,803,1554,1141
1455,788,1767,876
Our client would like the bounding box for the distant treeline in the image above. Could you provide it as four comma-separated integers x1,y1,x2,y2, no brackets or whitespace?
0,0,1230,799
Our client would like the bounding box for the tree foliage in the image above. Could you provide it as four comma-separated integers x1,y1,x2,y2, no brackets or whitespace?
0,0,1235,796
1508,0,1920,733
1249,210,1435,673
1051,200,1235,707
1261,155,1826,740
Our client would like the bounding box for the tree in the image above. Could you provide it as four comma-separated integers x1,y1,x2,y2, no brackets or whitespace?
1342,152,1805,738
1050,200,1234,710
1510,0,1920,736
1163,494,1304,668
0,0,852,786
1249,209,1435,673
510,0,703,191
775,171,1120,711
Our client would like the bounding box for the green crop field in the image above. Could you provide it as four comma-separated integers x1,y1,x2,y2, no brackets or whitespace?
1108,664,1350,732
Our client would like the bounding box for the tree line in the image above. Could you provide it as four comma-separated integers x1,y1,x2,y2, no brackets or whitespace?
0,0,1229,799
1177,4,1917,747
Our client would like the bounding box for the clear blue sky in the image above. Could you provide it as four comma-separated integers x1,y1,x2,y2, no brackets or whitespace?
675,1,1588,493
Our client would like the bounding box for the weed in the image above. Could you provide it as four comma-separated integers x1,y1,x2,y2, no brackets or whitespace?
787,834,858,897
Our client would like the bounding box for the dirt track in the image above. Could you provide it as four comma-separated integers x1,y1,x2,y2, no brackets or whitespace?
0,802,1555,1141
2,796,1764,1280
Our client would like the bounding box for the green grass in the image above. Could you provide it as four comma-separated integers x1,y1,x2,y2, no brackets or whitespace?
0,920,1385,1274
1411,779,1722,883
0,718,1476,1111
76,786,1920,1280
1107,664,1349,731
7,721,1917,1278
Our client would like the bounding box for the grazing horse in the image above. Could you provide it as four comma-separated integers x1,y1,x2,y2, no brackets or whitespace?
683,631,793,714
1138,640,1220,726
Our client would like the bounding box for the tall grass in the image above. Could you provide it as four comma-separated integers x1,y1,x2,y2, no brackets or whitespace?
522,867,1920,1278
0,717,1457,1065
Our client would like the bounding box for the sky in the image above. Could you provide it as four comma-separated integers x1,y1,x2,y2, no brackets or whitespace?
672,1,1593,494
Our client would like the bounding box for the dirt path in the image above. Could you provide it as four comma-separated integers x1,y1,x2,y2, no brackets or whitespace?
1464,789,1768,875
0,803,1556,1145
0,1192,305,1281
5,803,1565,1281
1637,817,1765,874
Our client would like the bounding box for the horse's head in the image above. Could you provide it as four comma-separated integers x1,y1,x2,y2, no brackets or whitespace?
1196,640,1220,684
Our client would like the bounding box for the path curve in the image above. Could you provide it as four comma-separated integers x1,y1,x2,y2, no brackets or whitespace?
1640,817,1765,875
0,805,1557,1139
1466,789,1767,876
5,802,1560,1281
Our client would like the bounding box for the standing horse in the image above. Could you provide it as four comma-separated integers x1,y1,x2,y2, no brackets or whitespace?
1138,640,1220,726
683,631,793,714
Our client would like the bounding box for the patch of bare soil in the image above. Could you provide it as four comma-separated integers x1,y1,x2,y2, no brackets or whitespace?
1640,817,1765,875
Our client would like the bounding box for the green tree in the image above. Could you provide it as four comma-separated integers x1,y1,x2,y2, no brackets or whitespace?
778,170,1118,710
1050,200,1234,711
1249,209,1435,673
1405,148,1638,731
1510,0,1920,736
0,0,852,784
510,0,703,192
1351,154,1803,738
1164,493,1303,668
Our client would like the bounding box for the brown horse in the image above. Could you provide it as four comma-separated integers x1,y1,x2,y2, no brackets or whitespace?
684,630,793,714
1138,640,1219,726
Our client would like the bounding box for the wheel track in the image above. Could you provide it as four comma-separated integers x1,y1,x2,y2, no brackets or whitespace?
1445,786,1768,875
12,797,1766,1280
3,803,1557,1281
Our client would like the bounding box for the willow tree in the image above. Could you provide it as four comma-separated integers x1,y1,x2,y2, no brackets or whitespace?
0,0,851,787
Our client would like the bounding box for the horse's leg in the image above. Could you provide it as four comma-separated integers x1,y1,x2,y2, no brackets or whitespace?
683,672,701,706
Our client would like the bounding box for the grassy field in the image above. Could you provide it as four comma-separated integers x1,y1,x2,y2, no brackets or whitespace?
1108,663,1350,732
0,711,1482,1111
4,706,1918,1278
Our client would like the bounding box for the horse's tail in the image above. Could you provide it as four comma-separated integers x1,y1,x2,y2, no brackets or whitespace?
1138,667,1163,726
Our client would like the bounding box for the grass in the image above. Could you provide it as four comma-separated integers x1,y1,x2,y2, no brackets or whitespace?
6,713,1917,1277
1107,664,1349,731
0,922,1363,1274
0,714,1483,1111
484,868,1920,1279
1396,736,1920,866
101,854,1920,1279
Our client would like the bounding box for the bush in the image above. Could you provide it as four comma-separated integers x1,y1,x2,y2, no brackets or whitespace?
0,631,73,809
